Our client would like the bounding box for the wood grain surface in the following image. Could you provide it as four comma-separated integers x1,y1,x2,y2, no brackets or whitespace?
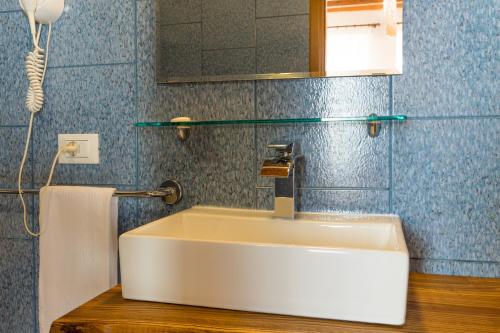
50,273,500,333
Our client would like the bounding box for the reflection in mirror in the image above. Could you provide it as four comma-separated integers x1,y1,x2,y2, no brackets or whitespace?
156,0,403,83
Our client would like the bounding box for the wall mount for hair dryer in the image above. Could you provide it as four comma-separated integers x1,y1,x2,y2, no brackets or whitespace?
19,0,65,25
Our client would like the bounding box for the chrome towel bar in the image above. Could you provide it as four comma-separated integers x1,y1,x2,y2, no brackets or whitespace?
0,179,183,205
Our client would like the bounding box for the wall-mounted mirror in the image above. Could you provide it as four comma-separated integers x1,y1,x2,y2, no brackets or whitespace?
156,0,403,83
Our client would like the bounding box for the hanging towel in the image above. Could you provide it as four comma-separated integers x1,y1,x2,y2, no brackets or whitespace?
39,186,118,333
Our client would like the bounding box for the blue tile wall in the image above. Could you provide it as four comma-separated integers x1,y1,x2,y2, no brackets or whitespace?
33,64,137,185
256,14,309,73
0,127,34,239
256,123,390,188
202,48,256,76
0,127,32,186
0,0,498,331
157,23,202,78
0,0,21,11
393,0,498,117
256,0,309,18
0,10,31,125
410,259,499,278
156,0,201,25
393,119,499,263
156,0,312,80
0,239,35,333
47,0,136,67
256,188,389,214
202,0,256,50
256,76,390,118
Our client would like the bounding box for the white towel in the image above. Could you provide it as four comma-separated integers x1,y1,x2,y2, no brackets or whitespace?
39,186,118,333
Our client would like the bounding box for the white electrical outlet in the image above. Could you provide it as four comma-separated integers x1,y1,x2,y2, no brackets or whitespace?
58,134,99,164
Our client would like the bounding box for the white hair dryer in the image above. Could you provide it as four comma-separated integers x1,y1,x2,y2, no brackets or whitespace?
19,0,65,113
19,0,64,44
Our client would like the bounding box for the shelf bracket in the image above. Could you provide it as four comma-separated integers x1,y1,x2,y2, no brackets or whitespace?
171,117,192,142
367,113,382,138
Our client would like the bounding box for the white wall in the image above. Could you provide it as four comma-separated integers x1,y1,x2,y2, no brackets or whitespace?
325,8,403,74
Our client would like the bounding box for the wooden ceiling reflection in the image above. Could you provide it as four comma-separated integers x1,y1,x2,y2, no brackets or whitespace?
327,0,403,13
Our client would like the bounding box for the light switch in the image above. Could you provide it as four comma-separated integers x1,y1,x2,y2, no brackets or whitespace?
58,134,99,164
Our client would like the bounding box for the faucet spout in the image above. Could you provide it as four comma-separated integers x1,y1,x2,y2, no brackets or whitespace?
260,142,301,219
260,159,292,178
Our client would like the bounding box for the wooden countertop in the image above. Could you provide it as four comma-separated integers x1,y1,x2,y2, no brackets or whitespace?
51,273,499,333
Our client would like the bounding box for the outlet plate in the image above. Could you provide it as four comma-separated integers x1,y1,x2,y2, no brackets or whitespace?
58,134,99,164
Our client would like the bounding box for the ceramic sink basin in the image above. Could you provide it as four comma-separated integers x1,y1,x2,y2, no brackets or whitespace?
119,206,409,325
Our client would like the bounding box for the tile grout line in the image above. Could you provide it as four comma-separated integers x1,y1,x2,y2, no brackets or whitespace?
253,80,258,209
201,47,257,53
254,0,257,72
406,115,500,121
201,0,204,76
252,0,258,208
256,13,309,19
0,237,495,265
47,62,135,70
388,76,394,213
0,9,22,14
256,186,390,191
157,13,309,28
133,0,140,231
410,257,500,265
158,21,202,27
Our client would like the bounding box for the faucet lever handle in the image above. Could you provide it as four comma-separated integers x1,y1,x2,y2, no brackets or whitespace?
267,142,294,153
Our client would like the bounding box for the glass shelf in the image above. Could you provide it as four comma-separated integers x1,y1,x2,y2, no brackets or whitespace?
135,115,407,127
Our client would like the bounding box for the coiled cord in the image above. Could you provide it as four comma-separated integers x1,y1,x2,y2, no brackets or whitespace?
25,45,45,113
18,23,52,237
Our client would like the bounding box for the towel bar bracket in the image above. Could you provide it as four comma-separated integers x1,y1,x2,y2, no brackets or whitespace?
158,179,183,205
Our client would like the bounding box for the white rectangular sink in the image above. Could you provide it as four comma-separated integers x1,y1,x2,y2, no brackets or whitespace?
119,206,409,325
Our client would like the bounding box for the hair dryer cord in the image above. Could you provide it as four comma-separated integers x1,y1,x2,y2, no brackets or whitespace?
18,23,52,237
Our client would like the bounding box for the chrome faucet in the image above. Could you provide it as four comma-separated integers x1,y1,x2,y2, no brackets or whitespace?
260,142,301,219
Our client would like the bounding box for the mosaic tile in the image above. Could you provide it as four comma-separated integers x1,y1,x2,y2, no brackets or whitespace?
256,0,309,18
394,0,499,117
393,118,500,262
156,23,202,79
156,0,201,25
32,64,137,185
256,15,309,74
202,0,256,50
138,125,256,210
256,122,390,188
257,187,389,214
256,76,390,118
202,48,256,76
410,259,499,278
0,127,32,187
0,1,22,11
0,239,35,333
0,195,33,239
0,11,31,125
47,0,136,66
